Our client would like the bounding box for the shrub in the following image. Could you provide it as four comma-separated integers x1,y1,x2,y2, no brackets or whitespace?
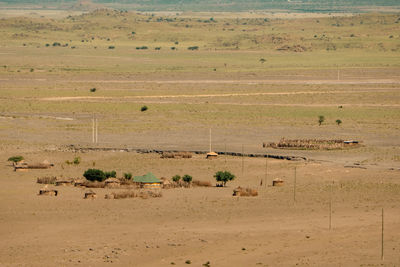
214,171,235,186
124,172,132,179
45,43,50,47
155,47,161,50
172,175,181,182
83,168,106,182
108,46,115,49
187,46,198,50
8,156,24,163
90,88,96,92
73,157,81,165
171,47,176,50
141,105,148,112
52,42,61,47
182,174,192,183
105,170,117,178
259,58,266,63
336,119,342,126
318,115,325,126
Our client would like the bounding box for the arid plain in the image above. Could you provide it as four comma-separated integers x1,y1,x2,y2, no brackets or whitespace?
0,9,399,266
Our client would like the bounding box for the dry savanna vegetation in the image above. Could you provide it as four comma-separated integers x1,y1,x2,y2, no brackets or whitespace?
0,7,399,267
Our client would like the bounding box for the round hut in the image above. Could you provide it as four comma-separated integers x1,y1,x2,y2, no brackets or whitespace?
104,178,121,188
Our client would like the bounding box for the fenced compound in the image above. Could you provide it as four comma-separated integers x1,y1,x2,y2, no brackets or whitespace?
264,138,361,150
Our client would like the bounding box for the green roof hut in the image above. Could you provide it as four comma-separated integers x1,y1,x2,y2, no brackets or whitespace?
133,172,161,188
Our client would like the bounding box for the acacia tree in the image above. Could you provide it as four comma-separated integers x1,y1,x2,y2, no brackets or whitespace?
336,119,342,126
214,171,235,187
7,156,24,163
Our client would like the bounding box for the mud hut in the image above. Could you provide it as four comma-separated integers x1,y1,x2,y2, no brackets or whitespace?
105,178,121,188
272,178,284,187
133,172,161,189
55,178,74,186
38,186,58,196
160,177,172,189
73,178,86,187
233,187,258,197
206,152,218,159
14,160,54,171
84,190,97,199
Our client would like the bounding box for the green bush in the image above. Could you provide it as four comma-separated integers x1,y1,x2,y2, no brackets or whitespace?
83,169,106,182
182,174,192,183
73,157,81,165
318,115,325,126
108,46,115,49
90,88,96,92
214,171,235,186
141,105,148,112
105,170,117,178
124,172,132,179
188,46,199,50
172,175,181,182
7,156,24,163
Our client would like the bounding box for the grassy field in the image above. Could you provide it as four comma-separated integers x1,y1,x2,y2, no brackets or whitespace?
0,10,399,157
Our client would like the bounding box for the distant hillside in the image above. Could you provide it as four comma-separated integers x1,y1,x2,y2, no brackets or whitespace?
0,0,399,12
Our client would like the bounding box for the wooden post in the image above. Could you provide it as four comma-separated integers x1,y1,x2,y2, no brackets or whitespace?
92,114,95,143
224,140,227,166
329,182,333,230
209,128,212,152
265,156,268,189
293,166,297,203
95,118,98,144
241,144,244,179
381,207,384,261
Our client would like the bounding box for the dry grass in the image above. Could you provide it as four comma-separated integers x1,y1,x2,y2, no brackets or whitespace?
106,190,162,200
233,187,258,197
192,180,212,187
161,152,193,159
81,180,106,188
36,176,56,184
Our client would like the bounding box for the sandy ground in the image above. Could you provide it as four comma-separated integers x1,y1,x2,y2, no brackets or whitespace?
0,149,399,266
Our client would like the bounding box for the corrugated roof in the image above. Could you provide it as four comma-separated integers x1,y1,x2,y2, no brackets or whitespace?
133,172,161,183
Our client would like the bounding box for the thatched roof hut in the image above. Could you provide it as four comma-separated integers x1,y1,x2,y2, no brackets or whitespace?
133,172,161,188
272,178,284,187
206,152,218,159
160,177,172,189
104,178,121,188
84,190,97,199
14,160,54,171
38,185,58,196
73,178,86,187
55,178,74,186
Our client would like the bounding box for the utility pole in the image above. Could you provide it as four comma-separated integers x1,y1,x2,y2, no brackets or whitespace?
95,117,98,144
92,114,95,143
265,156,268,188
241,144,244,179
209,128,212,152
381,207,384,261
293,166,297,203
